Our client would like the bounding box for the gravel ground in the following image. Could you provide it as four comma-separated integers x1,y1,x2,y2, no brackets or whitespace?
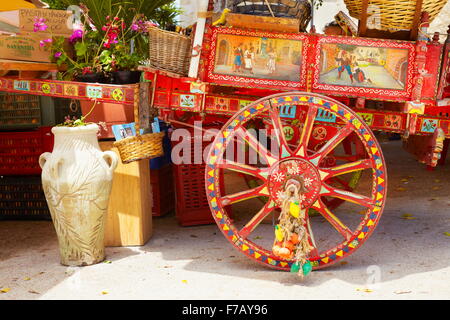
0,139,449,300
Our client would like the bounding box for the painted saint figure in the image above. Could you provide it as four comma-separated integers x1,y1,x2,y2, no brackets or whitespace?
267,46,277,74
244,45,255,74
336,50,355,83
233,43,243,73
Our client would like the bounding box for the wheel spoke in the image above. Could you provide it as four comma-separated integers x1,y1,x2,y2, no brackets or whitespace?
309,123,354,163
235,127,278,165
220,184,269,206
295,105,318,157
240,201,274,240
320,159,373,179
321,184,376,208
268,102,291,155
217,160,268,180
312,199,353,240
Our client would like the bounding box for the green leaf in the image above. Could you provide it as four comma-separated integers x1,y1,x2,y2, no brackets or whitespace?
75,42,88,57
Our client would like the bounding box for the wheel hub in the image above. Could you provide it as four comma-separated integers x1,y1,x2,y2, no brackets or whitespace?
268,158,321,208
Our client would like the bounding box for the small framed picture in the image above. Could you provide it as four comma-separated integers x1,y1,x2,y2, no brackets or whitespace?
112,123,137,141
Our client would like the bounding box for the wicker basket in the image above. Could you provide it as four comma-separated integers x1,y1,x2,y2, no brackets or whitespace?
148,27,192,76
344,0,447,31
113,132,165,164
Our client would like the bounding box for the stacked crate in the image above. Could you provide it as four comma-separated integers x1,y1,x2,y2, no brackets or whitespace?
171,126,229,226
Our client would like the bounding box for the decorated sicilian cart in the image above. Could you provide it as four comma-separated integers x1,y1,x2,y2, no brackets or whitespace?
138,0,450,276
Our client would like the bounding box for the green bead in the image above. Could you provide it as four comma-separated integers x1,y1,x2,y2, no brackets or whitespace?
302,261,312,276
290,262,301,273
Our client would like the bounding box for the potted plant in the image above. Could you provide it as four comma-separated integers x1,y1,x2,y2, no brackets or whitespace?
39,106,119,266
97,15,151,84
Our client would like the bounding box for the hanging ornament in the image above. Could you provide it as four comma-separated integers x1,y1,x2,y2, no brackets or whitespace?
271,179,314,279
289,200,300,218
302,260,312,276
274,224,284,242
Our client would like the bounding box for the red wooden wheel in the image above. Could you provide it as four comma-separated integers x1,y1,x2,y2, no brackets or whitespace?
241,124,366,211
205,92,387,270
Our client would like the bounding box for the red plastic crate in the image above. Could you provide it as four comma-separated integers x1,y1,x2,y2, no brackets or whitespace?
0,175,51,220
0,127,54,175
150,164,175,216
171,126,230,226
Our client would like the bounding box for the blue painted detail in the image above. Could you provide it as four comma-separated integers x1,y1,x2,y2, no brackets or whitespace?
368,140,374,146
212,206,219,211
377,185,384,192
370,213,377,219
219,218,225,225
227,230,234,236
316,109,337,123
248,249,254,255
343,246,349,252
338,110,345,116
238,115,245,121
249,108,256,114
376,170,383,177
207,177,215,184
261,255,268,262
209,191,216,197
362,226,369,232
330,254,337,260
279,105,297,118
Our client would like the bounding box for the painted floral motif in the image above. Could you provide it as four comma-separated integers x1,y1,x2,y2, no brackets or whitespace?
303,176,314,188
287,164,300,175
273,171,285,183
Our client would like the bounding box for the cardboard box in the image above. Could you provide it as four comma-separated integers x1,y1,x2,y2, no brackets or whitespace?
0,34,54,63
0,8,73,37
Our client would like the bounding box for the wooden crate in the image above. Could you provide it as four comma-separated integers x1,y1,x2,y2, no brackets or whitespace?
99,141,153,246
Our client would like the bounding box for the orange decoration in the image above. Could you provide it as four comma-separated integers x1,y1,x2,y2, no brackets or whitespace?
290,233,300,244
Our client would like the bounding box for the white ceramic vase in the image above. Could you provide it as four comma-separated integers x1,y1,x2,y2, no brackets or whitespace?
39,124,118,266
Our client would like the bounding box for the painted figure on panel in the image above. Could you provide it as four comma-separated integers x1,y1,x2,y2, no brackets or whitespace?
319,43,409,90
214,33,302,82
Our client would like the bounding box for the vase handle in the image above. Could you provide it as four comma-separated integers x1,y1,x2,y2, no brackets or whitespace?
39,152,51,169
102,151,119,174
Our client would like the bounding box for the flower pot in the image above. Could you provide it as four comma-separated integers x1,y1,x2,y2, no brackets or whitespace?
76,73,105,83
39,124,118,266
113,71,141,84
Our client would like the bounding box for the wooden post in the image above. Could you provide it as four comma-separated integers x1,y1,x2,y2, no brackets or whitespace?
358,0,369,36
410,0,424,40
188,0,209,79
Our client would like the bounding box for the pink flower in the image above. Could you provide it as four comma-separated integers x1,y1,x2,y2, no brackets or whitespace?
69,29,83,43
39,38,52,47
33,17,48,32
54,52,62,58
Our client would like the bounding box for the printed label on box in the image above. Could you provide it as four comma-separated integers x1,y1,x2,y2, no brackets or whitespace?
13,80,30,91
86,86,102,99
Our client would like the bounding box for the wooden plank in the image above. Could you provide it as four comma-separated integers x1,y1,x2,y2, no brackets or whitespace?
0,77,138,105
225,13,300,33
0,59,58,71
100,141,153,247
